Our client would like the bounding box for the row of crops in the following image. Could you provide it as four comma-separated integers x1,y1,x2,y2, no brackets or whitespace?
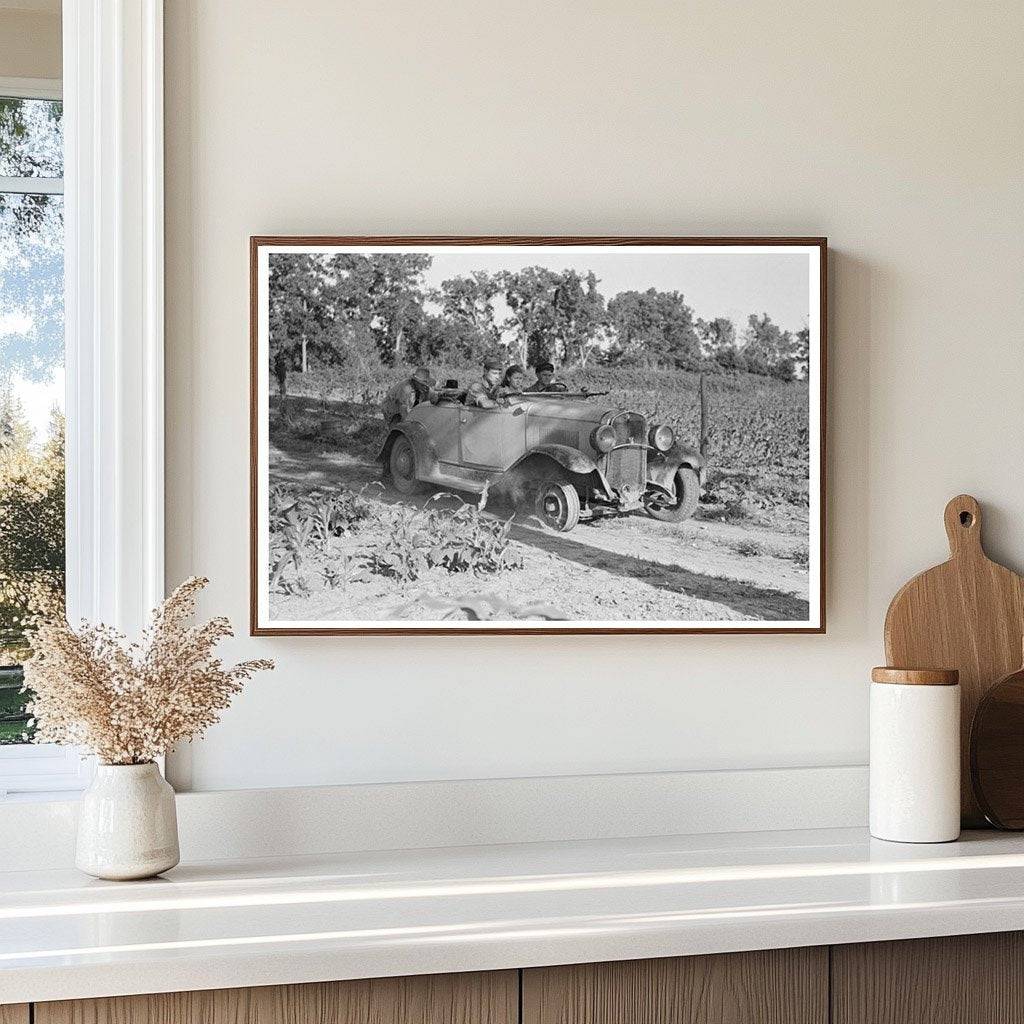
288,364,811,480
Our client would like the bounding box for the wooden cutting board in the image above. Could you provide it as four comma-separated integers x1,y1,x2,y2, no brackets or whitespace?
884,494,1024,826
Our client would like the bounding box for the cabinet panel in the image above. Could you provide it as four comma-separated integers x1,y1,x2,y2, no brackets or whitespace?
832,932,1024,1024
522,948,828,1024
0,1006,29,1024
36,970,517,1024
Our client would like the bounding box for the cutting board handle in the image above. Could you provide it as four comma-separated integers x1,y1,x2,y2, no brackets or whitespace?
944,494,983,558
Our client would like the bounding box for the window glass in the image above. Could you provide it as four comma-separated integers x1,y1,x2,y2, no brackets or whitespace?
0,98,63,178
0,97,65,746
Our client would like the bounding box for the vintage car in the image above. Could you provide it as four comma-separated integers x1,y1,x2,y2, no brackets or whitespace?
380,391,706,532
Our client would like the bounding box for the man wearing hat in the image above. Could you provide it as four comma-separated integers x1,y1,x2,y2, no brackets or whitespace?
381,366,436,425
465,356,505,408
525,361,568,393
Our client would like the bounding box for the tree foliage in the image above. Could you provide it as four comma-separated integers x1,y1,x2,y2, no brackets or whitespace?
741,313,794,375
0,98,63,180
551,270,606,367
0,395,64,662
436,271,503,362
606,288,701,369
500,266,563,367
793,325,811,379
268,253,432,397
696,317,736,357
266,253,807,385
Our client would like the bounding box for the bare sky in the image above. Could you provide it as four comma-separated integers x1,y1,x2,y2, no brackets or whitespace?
419,250,810,335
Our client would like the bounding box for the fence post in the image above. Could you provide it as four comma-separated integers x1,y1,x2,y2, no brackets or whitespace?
699,373,709,458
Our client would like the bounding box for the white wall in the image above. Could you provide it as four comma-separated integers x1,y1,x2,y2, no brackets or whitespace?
0,5,61,80
164,0,1024,792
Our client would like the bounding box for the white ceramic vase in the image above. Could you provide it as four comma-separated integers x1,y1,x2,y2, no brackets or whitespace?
76,762,180,880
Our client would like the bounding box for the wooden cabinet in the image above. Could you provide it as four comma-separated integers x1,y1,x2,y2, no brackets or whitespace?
22,932,1024,1024
832,932,1024,1024
522,948,828,1024
34,971,517,1024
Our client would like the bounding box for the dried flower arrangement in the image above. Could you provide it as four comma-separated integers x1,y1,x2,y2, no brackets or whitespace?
23,577,273,765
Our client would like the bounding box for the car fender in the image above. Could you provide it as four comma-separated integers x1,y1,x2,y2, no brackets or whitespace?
380,421,439,477
648,443,707,493
673,443,706,479
509,443,598,477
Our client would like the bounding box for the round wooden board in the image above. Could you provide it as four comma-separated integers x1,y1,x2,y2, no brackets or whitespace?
970,664,1024,829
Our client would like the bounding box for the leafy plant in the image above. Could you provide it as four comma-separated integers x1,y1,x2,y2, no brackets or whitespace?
359,496,523,583
719,498,753,523
321,554,365,590
420,495,523,575
789,545,811,569
269,511,313,595
269,484,382,593
359,508,429,582
733,538,764,557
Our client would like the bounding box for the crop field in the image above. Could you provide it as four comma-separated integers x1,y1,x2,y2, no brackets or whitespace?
286,362,811,510
265,365,812,624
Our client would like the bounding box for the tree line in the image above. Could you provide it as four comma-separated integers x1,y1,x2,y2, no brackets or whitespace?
269,253,810,398
0,394,64,666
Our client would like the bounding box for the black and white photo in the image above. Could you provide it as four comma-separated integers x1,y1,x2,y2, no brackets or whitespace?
250,238,825,634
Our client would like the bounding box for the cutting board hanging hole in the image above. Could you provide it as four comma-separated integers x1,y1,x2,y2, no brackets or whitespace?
944,494,983,557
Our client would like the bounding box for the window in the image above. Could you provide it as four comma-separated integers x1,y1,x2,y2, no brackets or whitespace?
0,5,166,797
0,80,85,797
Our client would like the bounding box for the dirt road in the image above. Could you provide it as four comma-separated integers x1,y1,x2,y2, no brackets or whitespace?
267,432,811,625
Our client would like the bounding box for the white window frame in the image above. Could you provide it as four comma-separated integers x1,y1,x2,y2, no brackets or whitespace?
0,0,165,799
0,77,61,101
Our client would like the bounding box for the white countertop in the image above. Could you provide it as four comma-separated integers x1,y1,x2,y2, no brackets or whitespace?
4,826,1024,1004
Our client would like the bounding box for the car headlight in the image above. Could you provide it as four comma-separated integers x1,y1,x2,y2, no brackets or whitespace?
591,424,616,453
650,424,674,452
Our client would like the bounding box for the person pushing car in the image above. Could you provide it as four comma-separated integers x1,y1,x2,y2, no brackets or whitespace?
381,366,436,425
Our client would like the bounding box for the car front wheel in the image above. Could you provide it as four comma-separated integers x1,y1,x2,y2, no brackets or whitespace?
388,435,424,495
645,467,701,522
536,481,580,532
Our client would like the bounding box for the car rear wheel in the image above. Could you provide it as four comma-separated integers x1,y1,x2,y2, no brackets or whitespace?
388,435,424,495
645,467,700,522
536,481,580,532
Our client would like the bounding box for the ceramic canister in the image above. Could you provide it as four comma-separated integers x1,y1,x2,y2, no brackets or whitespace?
869,667,960,843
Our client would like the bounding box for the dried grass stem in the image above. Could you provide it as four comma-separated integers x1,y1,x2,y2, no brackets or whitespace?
23,577,273,765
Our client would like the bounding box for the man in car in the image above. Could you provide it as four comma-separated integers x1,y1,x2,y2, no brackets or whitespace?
525,361,568,393
381,366,436,425
465,356,505,408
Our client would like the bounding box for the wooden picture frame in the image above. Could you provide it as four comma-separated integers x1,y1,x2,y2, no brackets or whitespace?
250,236,827,635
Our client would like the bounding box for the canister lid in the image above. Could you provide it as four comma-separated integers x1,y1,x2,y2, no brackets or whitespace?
871,667,959,686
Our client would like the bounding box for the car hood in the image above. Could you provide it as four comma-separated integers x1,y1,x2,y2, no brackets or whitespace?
520,398,618,425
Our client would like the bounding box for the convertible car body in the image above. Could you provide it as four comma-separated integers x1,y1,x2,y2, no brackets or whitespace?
380,394,706,532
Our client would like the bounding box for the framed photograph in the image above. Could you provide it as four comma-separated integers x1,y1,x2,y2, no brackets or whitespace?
250,236,826,635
